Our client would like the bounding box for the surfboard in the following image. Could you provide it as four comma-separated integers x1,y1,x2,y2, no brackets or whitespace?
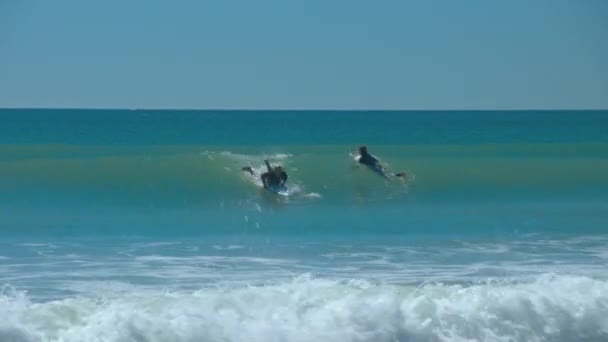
264,184,289,196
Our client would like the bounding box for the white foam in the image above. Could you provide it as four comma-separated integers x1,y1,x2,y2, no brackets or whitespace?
220,151,292,163
1,275,607,342
132,242,181,248
19,243,56,248
212,245,245,251
304,192,323,199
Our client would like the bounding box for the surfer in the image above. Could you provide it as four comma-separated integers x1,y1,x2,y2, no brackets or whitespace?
355,145,406,179
242,160,288,189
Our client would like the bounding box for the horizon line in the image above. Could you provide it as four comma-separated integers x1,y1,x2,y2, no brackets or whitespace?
1,107,607,112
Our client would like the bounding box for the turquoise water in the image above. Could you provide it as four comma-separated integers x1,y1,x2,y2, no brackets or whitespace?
1,109,608,341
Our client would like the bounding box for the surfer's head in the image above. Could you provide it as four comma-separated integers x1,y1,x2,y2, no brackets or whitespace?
271,165,287,183
272,165,284,176
359,145,368,154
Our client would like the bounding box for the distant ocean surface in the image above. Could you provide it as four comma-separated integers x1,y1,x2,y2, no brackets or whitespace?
1,109,608,342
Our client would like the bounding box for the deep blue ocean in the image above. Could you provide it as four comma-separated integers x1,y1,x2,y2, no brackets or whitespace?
1,109,608,341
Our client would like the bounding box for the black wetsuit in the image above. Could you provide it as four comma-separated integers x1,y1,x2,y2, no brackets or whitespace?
358,152,379,167
261,160,287,189
358,152,388,177
261,171,287,188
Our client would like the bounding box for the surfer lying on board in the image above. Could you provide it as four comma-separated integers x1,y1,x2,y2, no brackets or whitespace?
242,160,288,189
355,145,406,180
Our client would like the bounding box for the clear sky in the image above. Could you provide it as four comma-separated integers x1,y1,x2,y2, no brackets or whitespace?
1,0,607,109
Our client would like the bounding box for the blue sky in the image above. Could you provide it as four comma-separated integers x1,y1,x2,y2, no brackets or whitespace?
1,0,607,109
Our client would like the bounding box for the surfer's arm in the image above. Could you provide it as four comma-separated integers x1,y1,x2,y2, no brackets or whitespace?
264,160,273,173
241,166,255,176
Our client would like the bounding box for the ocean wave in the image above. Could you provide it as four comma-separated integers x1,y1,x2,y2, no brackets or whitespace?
1,274,607,342
2,144,607,205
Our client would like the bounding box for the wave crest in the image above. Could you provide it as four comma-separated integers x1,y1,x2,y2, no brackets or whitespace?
1,275,607,342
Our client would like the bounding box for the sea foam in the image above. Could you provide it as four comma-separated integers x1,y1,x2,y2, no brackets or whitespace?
1,274,607,342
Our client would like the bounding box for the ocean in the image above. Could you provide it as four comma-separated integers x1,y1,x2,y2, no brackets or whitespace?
1,109,607,341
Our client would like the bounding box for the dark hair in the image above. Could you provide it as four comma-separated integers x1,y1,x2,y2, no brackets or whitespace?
359,145,367,153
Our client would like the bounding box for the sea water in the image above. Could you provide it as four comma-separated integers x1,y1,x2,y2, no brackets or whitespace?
1,109,607,341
